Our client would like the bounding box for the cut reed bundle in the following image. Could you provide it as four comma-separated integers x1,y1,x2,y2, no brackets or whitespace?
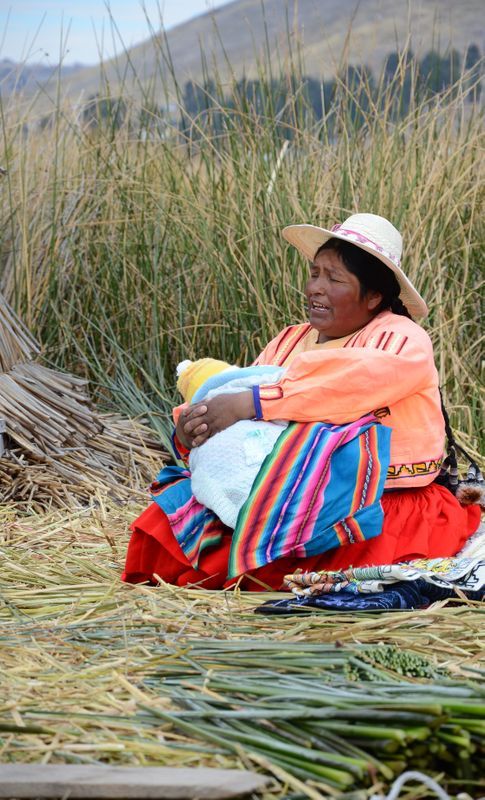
0,294,165,510
140,652,485,790
0,413,163,510
0,295,39,371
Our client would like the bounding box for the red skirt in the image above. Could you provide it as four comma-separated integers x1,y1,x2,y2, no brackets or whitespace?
122,484,481,591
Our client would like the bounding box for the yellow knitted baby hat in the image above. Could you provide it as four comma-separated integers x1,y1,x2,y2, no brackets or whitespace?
176,358,231,403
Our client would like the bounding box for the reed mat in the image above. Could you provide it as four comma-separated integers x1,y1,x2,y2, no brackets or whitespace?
0,503,483,799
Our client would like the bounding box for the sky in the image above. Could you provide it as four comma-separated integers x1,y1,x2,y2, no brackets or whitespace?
0,0,234,65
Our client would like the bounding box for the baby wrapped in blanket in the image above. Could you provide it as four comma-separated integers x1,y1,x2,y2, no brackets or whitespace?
176,358,286,529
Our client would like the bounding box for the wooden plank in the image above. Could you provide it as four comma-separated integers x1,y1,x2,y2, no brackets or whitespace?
0,764,269,799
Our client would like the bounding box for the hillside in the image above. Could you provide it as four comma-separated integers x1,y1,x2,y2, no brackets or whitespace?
0,59,85,95
6,0,484,113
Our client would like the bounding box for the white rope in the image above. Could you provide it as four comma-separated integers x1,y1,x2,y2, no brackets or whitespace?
370,770,451,800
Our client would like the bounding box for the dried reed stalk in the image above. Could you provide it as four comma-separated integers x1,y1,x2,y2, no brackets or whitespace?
0,504,483,798
0,294,165,510
0,295,40,372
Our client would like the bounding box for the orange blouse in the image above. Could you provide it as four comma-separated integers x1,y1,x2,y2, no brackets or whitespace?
253,311,445,489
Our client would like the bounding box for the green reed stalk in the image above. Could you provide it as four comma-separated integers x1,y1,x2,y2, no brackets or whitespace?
0,34,482,457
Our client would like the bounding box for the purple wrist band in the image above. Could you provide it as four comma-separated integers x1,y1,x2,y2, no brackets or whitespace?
252,385,263,420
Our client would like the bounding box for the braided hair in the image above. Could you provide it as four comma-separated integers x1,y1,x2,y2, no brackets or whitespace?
316,237,413,319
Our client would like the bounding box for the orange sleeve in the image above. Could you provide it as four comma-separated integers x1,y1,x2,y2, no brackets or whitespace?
172,402,188,425
257,326,438,424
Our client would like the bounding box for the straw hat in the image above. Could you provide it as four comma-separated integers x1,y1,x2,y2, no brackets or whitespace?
282,213,428,318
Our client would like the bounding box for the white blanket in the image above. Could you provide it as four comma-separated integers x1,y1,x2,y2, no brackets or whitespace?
189,372,286,529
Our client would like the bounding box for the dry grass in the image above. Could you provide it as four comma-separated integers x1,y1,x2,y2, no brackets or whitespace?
0,54,483,457
0,503,483,798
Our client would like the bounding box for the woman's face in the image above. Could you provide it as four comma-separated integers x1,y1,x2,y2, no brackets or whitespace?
305,248,382,342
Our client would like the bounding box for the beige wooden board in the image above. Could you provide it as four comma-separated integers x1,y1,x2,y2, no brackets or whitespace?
0,764,269,799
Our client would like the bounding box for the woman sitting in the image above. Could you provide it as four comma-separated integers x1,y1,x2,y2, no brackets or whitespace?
123,213,481,590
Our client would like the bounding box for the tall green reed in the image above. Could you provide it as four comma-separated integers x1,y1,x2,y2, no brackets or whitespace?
0,31,483,455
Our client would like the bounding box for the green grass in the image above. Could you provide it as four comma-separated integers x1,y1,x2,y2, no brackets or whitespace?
0,37,483,457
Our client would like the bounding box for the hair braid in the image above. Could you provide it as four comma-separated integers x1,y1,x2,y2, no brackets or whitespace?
390,297,413,319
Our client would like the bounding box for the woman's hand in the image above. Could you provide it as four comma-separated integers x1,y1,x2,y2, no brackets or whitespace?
182,391,256,448
175,404,209,450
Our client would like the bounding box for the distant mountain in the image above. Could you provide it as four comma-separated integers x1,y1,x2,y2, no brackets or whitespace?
0,59,86,95
4,0,483,110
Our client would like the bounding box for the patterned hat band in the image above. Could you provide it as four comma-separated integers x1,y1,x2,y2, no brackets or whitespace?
281,213,429,317
330,224,401,267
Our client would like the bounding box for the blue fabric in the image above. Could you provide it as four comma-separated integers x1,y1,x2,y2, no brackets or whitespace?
191,365,284,404
150,466,193,522
254,579,485,614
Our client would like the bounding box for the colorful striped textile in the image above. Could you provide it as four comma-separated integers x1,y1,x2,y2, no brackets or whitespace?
150,466,227,567
150,416,390,578
228,415,390,578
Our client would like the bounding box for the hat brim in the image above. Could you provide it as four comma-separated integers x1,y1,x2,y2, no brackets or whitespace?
282,224,428,318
